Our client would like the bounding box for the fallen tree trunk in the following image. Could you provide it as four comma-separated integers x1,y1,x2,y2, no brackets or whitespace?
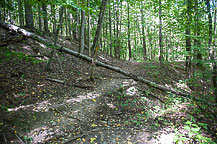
0,21,215,105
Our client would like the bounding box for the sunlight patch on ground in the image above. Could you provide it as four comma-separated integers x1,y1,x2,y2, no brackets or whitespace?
175,80,192,93
123,80,137,87
8,100,50,112
126,86,138,96
65,92,100,103
157,132,176,144
27,126,61,143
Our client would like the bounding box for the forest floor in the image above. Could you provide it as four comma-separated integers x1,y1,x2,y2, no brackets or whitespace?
0,26,217,144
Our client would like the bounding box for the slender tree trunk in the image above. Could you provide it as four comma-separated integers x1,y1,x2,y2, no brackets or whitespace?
159,0,163,64
65,8,68,36
116,0,120,59
3,1,6,22
105,21,108,55
8,0,12,23
90,0,109,81
127,1,132,61
117,1,123,59
42,0,49,32
91,0,109,57
68,10,72,38
75,7,79,39
185,0,192,73
24,0,34,28
140,1,147,61
113,2,117,58
18,0,24,26
206,0,213,59
51,5,56,34
79,9,85,54
194,0,202,67
213,10,217,103
109,3,112,57
87,0,91,56
38,4,42,32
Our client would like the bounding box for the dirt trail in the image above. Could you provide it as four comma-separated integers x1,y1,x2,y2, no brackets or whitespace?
1,76,157,144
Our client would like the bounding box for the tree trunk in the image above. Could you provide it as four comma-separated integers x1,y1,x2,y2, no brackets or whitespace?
127,1,132,61
91,0,109,57
65,8,68,36
206,0,213,60
38,4,42,32
87,0,91,57
24,0,34,28
51,5,56,34
185,0,192,73
109,3,112,57
67,9,72,38
159,0,163,64
116,0,120,59
18,0,24,27
118,1,122,59
113,2,117,58
194,0,202,68
42,0,49,33
140,1,147,61
79,9,85,54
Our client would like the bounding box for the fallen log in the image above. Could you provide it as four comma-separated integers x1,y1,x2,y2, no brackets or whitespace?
0,21,215,106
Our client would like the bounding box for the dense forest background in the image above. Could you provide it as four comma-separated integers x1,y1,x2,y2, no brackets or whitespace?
0,0,217,143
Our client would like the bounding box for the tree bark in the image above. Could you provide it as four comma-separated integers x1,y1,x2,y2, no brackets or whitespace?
140,1,147,61
24,0,34,28
18,0,24,27
79,9,85,54
127,1,132,61
109,2,113,57
42,0,49,33
38,4,42,32
159,0,163,64
87,0,91,56
185,0,192,73
1,21,216,106
91,0,109,57
194,0,202,67
116,0,120,59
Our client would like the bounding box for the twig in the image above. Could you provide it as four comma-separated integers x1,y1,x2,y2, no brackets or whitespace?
28,55,46,57
10,128,25,144
46,78,93,89
46,78,64,84
3,132,7,143
14,133,25,144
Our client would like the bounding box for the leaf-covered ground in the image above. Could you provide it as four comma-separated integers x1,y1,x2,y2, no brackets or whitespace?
0,26,217,144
